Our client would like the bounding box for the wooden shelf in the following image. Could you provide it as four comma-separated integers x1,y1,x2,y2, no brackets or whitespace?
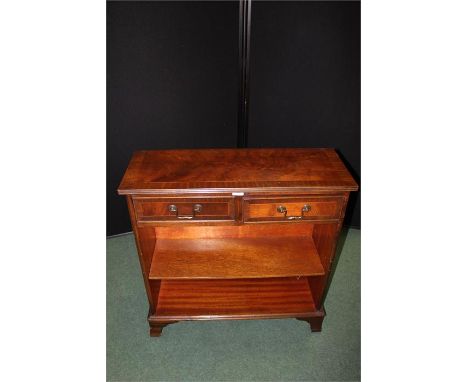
148,236,325,279
154,278,318,320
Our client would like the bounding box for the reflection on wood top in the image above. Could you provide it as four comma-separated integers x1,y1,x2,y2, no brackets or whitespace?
118,148,358,194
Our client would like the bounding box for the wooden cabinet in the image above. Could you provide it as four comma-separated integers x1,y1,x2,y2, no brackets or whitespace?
118,148,358,337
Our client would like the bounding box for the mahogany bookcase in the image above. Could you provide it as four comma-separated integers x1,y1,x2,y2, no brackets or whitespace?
118,148,358,337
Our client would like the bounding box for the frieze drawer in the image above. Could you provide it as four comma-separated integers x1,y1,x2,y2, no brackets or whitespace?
243,195,344,223
133,196,236,223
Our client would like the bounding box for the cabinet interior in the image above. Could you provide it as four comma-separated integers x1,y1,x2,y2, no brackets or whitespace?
141,222,338,320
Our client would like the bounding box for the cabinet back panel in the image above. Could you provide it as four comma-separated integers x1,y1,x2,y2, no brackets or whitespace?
154,224,314,239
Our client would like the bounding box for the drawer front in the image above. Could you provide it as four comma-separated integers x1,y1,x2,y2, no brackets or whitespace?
243,195,343,223
133,197,236,223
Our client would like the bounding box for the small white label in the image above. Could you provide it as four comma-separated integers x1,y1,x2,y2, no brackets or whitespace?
232,192,244,196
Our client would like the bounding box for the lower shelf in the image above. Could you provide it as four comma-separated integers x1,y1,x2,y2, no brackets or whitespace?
154,277,318,320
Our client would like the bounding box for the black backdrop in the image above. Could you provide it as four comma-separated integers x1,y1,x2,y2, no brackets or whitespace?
107,1,360,236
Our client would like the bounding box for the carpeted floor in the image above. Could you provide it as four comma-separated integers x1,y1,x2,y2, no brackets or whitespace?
107,228,360,381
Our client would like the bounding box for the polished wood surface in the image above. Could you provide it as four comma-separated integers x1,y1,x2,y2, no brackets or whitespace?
243,195,343,222
133,196,235,223
118,148,358,194
125,196,156,310
149,237,324,279
154,224,315,239
154,278,317,320
119,148,358,336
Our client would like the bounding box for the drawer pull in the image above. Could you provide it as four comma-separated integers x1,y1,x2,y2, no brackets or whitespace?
276,205,287,216
276,204,311,220
168,204,203,219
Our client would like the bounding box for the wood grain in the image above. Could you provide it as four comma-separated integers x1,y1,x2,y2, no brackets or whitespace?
125,196,157,310
118,148,358,336
243,195,343,222
149,237,325,279
133,196,235,222
118,148,358,194
154,278,317,320
308,193,350,308
154,224,314,239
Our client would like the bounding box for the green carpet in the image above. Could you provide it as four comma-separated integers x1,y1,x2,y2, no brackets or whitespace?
107,228,360,381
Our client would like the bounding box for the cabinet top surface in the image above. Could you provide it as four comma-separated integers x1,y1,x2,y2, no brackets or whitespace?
118,148,358,194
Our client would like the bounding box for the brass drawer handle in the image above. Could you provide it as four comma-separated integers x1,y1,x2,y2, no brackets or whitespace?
276,205,287,216
276,204,311,220
168,204,203,219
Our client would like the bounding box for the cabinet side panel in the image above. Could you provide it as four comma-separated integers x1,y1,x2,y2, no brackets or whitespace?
126,196,157,310
137,227,156,273
308,193,349,308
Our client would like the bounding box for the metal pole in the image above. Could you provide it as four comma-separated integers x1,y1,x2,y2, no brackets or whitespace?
237,0,251,148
